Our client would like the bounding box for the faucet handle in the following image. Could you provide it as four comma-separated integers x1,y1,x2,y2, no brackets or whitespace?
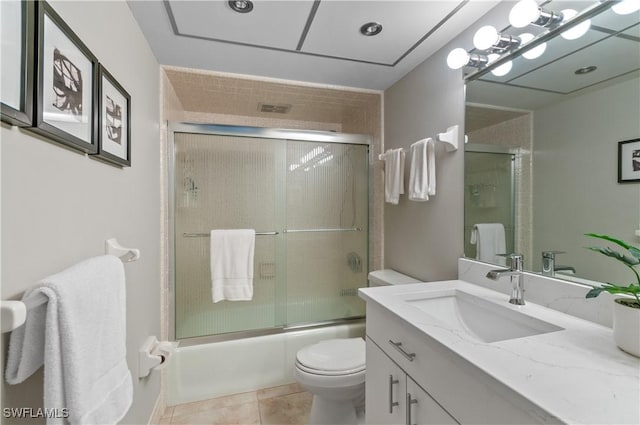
542,250,565,259
497,253,524,271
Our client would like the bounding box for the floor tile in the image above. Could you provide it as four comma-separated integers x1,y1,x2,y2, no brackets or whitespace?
258,392,312,425
172,391,258,418
171,401,261,425
257,383,304,401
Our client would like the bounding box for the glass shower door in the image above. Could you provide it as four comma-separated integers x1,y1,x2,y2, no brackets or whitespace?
285,141,369,325
464,150,515,260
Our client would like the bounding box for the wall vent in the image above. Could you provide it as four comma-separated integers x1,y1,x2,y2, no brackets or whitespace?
258,103,292,114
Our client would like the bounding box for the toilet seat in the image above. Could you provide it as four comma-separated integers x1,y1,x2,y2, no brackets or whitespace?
295,338,365,376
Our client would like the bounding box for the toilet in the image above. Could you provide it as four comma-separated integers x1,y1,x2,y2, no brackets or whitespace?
294,269,420,425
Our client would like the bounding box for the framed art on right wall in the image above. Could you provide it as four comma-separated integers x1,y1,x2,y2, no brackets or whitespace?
618,139,640,183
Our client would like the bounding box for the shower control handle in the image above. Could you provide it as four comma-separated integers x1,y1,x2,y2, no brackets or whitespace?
388,375,399,413
389,340,416,362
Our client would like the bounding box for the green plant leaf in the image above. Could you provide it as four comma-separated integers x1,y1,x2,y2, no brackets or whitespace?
586,287,606,298
585,246,640,267
584,233,640,259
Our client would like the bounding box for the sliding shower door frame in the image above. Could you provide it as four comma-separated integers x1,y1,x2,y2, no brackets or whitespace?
167,122,371,343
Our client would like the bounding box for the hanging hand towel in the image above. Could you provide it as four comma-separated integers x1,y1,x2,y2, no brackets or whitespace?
5,255,132,425
408,138,436,201
471,223,507,266
211,229,255,303
383,148,405,204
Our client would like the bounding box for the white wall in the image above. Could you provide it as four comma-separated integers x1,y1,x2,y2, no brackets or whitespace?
1,1,161,424
532,76,640,284
383,46,465,281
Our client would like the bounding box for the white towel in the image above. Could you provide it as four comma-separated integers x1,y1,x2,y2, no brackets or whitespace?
383,148,405,204
211,229,255,303
470,223,507,266
408,138,436,201
5,255,132,425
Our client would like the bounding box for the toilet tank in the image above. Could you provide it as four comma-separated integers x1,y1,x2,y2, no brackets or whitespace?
367,269,421,287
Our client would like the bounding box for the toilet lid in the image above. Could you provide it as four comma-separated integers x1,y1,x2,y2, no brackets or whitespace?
296,338,365,374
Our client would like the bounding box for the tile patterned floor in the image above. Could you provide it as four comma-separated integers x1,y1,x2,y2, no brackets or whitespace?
158,383,313,425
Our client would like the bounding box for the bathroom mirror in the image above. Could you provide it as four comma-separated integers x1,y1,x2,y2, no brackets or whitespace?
463,1,640,286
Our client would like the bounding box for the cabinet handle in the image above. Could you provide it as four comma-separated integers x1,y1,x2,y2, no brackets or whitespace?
406,393,418,425
389,340,416,362
388,375,399,413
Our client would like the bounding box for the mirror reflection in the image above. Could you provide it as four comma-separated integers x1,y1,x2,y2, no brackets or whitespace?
464,1,640,285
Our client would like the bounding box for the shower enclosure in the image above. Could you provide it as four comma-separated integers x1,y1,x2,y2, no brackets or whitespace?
169,123,369,341
464,145,516,259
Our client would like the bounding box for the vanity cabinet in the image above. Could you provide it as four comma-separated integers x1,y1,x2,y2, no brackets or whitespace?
366,339,458,425
365,303,555,424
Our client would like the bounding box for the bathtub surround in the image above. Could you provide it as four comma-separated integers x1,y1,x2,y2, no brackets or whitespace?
1,1,161,424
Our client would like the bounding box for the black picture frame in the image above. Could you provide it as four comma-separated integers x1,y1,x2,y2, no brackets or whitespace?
0,1,35,127
29,1,98,153
92,65,131,167
618,139,640,183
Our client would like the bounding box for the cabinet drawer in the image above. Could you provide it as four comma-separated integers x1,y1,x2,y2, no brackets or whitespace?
365,303,558,424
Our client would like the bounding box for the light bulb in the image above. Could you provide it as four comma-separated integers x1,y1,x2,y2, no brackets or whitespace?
612,0,640,15
447,48,470,70
560,9,591,40
509,0,540,28
519,33,546,59
473,26,499,50
488,54,512,77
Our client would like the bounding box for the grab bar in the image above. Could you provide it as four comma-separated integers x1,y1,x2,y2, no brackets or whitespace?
183,232,279,237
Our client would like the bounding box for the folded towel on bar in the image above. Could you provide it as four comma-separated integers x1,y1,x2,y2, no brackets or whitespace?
211,229,255,303
383,148,405,204
5,255,132,425
408,138,436,201
471,223,507,266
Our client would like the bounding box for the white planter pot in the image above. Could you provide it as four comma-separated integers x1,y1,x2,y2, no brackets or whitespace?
613,298,640,358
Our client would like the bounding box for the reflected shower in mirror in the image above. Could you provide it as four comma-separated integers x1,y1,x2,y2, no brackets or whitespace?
463,1,640,286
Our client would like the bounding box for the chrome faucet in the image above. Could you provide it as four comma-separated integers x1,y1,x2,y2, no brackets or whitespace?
541,251,565,276
486,253,525,305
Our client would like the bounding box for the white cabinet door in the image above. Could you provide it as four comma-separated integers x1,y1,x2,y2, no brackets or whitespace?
406,377,458,425
366,338,407,425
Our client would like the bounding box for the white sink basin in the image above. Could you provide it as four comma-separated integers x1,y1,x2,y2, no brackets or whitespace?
406,290,564,343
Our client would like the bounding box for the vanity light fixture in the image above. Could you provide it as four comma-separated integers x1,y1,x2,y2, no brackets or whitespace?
488,54,513,77
518,33,547,59
446,48,488,70
360,22,383,36
612,0,640,15
473,26,521,52
228,0,253,13
509,0,564,29
560,9,591,40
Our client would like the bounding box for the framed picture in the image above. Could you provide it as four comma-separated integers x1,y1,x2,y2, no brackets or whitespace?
1,1,35,127
92,65,131,167
618,139,640,183
30,1,98,153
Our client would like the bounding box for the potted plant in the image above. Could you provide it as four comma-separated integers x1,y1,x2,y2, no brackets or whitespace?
584,233,640,357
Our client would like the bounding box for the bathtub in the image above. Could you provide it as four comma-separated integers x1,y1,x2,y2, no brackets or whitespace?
166,321,365,405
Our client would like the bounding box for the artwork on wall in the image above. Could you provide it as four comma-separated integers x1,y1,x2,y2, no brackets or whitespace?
31,1,98,153
618,139,640,183
92,65,131,167
0,1,35,127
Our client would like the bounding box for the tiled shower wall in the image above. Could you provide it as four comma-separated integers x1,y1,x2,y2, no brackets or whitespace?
160,66,383,340
467,114,533,267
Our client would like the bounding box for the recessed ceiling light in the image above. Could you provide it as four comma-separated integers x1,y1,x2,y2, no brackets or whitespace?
360,22,382,36
228,1,253,13
574,66,597,75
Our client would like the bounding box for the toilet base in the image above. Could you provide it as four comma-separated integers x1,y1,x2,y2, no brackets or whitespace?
309,394,362,425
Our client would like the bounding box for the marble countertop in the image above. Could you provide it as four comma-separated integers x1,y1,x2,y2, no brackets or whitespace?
359,280,640,425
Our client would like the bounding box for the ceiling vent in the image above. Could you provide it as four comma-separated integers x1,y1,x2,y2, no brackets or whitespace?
258,103,292,114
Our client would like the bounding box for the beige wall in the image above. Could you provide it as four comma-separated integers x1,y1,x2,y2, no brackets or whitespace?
383,45,465,281
1,1,161,424
532,76,640,282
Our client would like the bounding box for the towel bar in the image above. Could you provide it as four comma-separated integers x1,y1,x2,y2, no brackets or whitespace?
1,238,141,333
183,231,278,237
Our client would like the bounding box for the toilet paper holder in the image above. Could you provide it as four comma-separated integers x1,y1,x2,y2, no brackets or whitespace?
138,336,178,379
